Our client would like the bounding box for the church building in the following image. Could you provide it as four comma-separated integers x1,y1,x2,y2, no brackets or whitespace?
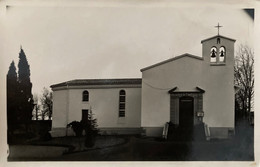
50,32,236,140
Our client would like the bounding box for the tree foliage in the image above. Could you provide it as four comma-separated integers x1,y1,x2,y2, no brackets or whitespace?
18,48,31,84
83,107,99,147
234,45,254,118
7,47,34,137
67,121,84,137
32,94,41,120
17,47,34,126
87,107,99,135
66,107,99,147
31,88,53,120
7,61,19,135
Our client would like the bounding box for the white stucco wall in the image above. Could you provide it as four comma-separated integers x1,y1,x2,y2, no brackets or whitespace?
52,89,68,128
52,86,141,130
141,36,235,131
141,57,204,128
201,36,235,129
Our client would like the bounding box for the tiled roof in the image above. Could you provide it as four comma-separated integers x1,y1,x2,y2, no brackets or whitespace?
51,78,142,88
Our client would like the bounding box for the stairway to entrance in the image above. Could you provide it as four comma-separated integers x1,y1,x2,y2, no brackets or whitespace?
167,123,206,141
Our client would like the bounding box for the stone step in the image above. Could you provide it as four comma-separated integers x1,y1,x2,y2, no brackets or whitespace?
167,124,206,141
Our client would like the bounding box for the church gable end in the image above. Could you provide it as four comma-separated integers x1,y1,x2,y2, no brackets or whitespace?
140,53,203,72
141,28,235,139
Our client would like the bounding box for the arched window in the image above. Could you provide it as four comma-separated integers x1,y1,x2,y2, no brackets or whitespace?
82,90,89,102
217,37,221,44
119,90,126,117
210,46,217,63
219,46,226,62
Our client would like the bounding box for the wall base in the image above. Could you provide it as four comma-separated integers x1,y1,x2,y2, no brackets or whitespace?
50,126,235,139
209,127,235,139
142,127,164,137
50,127,142,137
99,127,142,135
50,127,75,137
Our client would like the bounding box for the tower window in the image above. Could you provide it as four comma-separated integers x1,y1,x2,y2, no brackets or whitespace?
217,37,221,44
219,46,226,62
119,90,126,117
82,90,89,102
210,47,217,63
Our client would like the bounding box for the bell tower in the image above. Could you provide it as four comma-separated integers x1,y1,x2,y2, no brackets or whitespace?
201,23,236,66
200,25,236,138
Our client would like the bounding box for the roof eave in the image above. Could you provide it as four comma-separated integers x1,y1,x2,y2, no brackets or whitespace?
140,53,203,72
50,82,68,88
50,78,142,89
201,35,236,43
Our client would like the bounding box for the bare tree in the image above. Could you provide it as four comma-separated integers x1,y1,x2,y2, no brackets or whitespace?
40,87,53,120
32,94,41,120
234,44,254,118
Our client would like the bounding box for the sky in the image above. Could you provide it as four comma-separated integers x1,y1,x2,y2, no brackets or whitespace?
0,1,254,95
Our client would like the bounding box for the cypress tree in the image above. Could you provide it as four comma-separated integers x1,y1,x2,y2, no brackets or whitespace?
17,47,34,130
7,61,19,140
84,107,99,147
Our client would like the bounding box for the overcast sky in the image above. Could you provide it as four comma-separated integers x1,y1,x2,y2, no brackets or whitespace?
0,2,254,95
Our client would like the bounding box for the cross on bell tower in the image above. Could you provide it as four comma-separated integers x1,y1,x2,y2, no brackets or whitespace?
214,23,222,36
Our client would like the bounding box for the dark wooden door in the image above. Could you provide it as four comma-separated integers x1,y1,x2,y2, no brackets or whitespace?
179,96,194,128
82,109,89,121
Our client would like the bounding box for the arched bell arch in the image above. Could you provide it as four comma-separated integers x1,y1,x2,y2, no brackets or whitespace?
219,46,226,62
210,46,217,63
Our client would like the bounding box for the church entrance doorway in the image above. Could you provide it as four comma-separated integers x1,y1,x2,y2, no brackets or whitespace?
169,89,204,141
179,96,194,128
82,109,89,122
178,96,194,140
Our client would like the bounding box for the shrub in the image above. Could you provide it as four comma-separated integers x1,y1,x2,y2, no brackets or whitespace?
67,121,84,137
83,108,99,147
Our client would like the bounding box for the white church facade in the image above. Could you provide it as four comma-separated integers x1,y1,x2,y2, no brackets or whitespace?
50,34,236,139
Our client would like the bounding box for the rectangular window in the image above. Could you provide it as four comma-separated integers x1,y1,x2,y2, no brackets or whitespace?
119,90,126,117
119,103,125,109
119,96,125,102
119,110,125,117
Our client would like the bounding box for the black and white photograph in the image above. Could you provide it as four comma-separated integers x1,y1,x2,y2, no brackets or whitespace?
0,0,258,166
